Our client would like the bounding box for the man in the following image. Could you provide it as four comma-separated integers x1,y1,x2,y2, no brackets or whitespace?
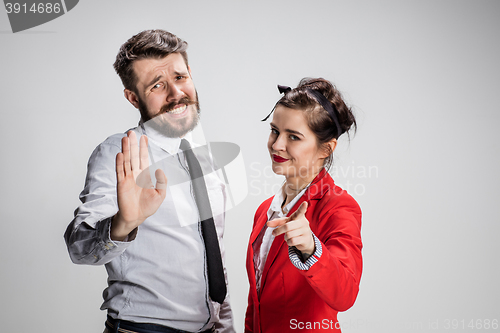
64,29,234,333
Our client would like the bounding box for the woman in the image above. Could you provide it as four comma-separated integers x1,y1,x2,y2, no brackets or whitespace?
245,78,362,332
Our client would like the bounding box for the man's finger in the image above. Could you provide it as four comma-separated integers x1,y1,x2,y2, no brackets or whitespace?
116,152,124,182
139,135,149,170
155,169,168,192
128,131,139,171
121,136,131,176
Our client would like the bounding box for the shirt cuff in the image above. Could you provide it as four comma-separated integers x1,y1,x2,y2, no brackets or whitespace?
288,233,323,271
105,216,138,244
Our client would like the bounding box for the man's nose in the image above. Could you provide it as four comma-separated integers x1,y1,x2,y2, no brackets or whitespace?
167,83,184,102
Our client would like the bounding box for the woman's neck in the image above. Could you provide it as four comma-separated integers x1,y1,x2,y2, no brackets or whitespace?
282,172,319,208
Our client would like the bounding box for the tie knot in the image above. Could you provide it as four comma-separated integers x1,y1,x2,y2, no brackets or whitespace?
180,138,191,151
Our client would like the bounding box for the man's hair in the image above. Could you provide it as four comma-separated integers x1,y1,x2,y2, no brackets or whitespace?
113,29,189,93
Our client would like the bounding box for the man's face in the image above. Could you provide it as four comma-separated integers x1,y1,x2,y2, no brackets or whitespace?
125,52,199,138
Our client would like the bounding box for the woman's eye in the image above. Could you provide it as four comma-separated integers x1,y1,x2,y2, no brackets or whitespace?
271,128,279,135
290,135,300,141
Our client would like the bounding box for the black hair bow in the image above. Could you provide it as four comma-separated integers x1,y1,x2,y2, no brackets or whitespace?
261,85,291,121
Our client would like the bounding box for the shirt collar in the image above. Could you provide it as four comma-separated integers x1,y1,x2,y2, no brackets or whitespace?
267,183,310,220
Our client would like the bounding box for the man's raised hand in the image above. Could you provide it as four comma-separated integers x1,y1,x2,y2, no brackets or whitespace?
111,131,167,241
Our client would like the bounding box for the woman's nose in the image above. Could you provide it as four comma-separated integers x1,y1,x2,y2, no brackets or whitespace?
272,135,286,151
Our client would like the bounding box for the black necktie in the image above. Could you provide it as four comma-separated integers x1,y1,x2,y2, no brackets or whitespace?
180,139,227,304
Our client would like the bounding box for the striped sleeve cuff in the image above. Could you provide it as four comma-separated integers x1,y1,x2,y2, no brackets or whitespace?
289,233,323,271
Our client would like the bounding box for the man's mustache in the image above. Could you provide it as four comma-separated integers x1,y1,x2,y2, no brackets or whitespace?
161,97,198,113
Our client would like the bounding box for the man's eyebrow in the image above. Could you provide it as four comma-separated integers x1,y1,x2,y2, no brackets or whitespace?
174,70,189,76
147,75,162,88
146,70,189,88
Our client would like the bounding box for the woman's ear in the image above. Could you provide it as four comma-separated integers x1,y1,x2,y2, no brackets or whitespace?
320,139,337,158
329,138,338,153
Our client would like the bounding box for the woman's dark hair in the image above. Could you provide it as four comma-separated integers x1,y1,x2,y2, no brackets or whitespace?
276,77,356,169
113,29,189,93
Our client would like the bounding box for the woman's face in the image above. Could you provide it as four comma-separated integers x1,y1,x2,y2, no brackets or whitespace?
267,105,329,183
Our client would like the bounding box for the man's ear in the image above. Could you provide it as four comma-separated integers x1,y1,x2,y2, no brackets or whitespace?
188,65,192,77
124,89,140,109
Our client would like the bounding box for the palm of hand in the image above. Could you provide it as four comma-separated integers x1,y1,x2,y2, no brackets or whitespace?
114,131,167,237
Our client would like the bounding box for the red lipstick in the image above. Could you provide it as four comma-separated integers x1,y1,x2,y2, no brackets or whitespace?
272,154,289,163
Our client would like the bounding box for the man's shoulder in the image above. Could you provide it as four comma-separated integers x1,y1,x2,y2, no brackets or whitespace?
99,132,126,148
87,127,137,163
96,127,138,148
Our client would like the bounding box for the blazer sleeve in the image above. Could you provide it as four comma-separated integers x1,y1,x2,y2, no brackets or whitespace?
244,291,255,333
299,195,363,312
244,198,273,333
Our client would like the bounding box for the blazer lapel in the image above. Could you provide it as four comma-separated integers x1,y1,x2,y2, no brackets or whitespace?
259,233,284,295
259,192,309,293
250,209,269,245
258,169,331,293
248,204,272,295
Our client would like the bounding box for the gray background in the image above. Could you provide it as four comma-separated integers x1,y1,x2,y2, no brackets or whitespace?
1,1,499,332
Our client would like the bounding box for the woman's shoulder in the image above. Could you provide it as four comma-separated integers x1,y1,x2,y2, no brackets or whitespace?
255,196,274,216
307,174,362,235
311,172,361,214
252,196,275,227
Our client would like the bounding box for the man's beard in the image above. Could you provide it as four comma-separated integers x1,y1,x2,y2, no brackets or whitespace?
138,93,200,138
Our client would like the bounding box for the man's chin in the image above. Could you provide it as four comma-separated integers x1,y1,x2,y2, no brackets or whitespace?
145,110,199,138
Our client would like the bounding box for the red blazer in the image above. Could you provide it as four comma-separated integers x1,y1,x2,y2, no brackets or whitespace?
245,169,363,333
